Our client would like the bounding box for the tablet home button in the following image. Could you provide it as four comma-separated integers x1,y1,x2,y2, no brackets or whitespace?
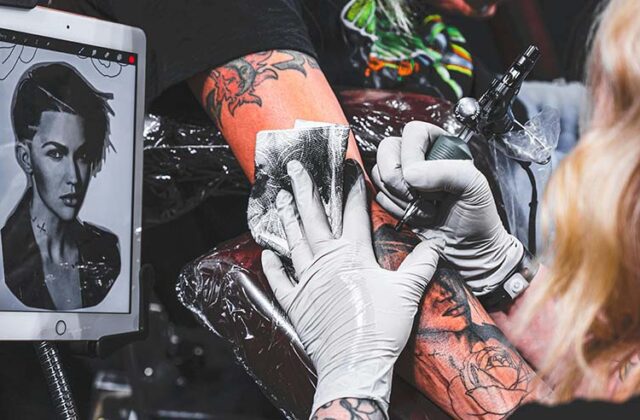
55,320,67,336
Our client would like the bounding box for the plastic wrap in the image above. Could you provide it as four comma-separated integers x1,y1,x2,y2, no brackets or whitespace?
177,233,450,420
494,107,561,165
142,115,250,227
488,108,560,249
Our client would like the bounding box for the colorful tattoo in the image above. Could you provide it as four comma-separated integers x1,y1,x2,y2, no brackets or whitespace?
312,398,385,420
341,0,473,100
205,50,320,128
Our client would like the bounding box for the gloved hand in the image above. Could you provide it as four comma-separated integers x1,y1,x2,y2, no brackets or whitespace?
372,121,523,295
261,160,441,417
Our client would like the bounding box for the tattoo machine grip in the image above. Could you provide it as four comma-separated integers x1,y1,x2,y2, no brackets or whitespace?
394,135,472,231
425,135,473,161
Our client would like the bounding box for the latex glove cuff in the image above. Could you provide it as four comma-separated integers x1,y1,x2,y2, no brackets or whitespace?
477,245,540,311
312,361,392,419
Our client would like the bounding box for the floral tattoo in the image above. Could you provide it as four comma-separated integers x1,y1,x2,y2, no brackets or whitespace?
371,215,540,419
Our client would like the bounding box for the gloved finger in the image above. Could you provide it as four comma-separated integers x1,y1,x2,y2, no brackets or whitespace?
373,165,411,208
342,165,375,260
376,191,439,226
262,249,295,305
376,191,406,219
401,121,448,170
276,190,313,273
398,238,442,285
376,137,413,201
403,160,482,195
287,160,333,252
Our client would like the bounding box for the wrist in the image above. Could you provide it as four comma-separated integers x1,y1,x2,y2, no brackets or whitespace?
464,232,524,295
312,362,392,419
477,246,540,312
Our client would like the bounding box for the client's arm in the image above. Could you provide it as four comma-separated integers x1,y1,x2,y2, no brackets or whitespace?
188,49,363,181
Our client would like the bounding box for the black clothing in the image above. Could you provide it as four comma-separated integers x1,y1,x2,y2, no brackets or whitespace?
50,0,480,104
1,190,120,310
50,0,317,102
513,395,640,419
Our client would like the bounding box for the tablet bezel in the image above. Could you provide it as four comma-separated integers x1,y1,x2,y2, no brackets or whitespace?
0,5,146,341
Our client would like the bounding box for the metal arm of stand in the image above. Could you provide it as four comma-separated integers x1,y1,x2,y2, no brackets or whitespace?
34,341,79,420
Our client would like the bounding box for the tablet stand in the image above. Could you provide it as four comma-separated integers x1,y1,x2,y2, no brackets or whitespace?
28,266,153,420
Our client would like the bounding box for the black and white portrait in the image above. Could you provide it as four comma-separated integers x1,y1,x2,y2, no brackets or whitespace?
0,42,136,312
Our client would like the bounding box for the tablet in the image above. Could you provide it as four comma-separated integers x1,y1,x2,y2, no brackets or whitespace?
0,6,146,340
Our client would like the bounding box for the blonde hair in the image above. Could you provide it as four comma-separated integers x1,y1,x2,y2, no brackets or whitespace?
518,0,640,402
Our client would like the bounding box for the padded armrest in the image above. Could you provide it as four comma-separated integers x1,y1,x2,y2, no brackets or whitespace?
177,233,449,420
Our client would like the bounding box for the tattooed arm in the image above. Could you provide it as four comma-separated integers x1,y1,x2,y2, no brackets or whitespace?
375,220,550,419
189,49,364,181
312,399,385,420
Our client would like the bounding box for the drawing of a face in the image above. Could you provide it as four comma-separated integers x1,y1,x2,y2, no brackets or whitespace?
419,275,471,334
27,111,91,222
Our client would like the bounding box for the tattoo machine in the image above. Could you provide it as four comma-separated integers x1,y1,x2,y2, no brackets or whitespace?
395,45,541,231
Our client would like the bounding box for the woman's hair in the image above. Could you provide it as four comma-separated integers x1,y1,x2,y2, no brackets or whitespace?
11,62,114,176
518,0,640,402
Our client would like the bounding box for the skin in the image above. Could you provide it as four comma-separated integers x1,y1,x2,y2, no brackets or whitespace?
491,269,640,401
312,398,385,420
15,111,91,294
397,271,548,420
420,277,471,334
188,49,546,419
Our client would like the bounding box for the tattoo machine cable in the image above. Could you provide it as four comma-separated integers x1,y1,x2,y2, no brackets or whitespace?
395,45,541,231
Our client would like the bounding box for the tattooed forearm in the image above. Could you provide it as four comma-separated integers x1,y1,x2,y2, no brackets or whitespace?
371,215,547,419
205,50,320,128
312,399,385,420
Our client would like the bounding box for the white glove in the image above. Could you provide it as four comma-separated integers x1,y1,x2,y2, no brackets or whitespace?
261,160,441,417
372,121,523,296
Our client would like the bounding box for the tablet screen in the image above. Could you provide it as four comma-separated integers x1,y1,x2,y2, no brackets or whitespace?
0,28,137,314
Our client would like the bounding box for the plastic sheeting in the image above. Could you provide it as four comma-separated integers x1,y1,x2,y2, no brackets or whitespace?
142,114,249,227
177,233,451,420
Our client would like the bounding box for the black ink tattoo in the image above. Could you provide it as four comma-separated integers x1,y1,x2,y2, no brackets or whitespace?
414,268,536,419
36,222,46,234
312,398,384,420
205,50,320,128
272,49,320,76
